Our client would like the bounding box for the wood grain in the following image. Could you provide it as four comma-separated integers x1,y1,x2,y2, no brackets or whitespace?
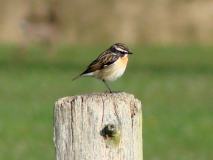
54,92,142,160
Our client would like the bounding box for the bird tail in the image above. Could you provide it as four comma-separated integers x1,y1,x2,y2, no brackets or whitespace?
72,70,94,81
72,74,82,81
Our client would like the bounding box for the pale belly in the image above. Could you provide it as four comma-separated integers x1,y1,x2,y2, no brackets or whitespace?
94,56,128,81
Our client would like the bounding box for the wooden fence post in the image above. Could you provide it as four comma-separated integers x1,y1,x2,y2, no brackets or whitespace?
53,92,143,160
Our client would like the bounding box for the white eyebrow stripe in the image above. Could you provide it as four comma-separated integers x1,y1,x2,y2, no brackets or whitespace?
115,46,128,53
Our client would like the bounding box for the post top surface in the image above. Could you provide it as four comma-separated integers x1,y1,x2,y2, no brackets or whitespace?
55,92,142,112
56,92,140,104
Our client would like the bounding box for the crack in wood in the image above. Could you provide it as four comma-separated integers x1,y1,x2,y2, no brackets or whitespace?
113,102,122,128
101,96,105,126
70,99,75,160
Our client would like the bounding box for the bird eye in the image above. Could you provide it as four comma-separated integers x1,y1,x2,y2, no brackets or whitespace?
111,47,117,53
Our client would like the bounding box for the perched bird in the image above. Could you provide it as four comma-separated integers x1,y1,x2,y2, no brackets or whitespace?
73,43,133,92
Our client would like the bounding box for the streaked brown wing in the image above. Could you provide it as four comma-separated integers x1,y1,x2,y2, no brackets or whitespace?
81,51,120,75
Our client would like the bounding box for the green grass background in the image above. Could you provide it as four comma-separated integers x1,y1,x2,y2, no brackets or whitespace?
0,44,212,160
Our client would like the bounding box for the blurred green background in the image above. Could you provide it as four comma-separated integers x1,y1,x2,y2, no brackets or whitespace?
0,0,213,160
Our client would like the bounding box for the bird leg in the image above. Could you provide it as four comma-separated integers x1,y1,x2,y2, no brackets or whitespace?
102,80,112,93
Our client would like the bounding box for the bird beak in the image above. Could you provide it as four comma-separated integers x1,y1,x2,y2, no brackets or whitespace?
128,51,133,54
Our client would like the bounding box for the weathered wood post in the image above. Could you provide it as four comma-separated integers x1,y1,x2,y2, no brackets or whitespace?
53,92,142,160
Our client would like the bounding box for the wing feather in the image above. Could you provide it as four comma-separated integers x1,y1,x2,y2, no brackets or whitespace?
81,51,120,75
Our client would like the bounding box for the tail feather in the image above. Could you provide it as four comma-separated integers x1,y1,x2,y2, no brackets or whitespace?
72,74,82,81
72,70,94,81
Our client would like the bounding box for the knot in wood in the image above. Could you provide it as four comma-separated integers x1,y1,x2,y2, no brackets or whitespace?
100,124,118,138
100,124,121,147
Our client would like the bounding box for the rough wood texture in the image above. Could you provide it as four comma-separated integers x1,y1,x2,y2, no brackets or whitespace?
54,92,142,160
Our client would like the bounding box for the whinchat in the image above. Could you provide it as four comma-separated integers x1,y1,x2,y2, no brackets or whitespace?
73,43,133,92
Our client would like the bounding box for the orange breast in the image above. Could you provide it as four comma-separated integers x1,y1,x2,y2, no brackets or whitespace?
119,55,128,66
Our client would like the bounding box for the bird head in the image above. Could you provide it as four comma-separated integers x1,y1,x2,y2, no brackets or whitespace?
110,43,133,55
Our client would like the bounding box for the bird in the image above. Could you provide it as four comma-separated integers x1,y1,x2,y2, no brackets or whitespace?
73,43,133,92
